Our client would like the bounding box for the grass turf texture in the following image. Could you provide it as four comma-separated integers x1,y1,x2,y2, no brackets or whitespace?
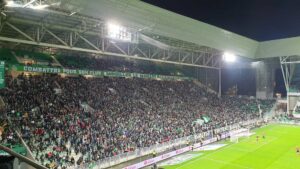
162,124,300,169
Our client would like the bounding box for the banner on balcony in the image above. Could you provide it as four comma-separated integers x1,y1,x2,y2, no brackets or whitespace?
12,65,192,81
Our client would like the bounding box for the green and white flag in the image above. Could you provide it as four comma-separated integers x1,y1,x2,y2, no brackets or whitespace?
202,115,210,123
193,119,204,125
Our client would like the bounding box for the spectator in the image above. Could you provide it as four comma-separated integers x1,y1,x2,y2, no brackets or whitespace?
0,74,275,167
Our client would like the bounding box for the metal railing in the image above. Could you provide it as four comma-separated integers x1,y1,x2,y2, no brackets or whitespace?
67,118,262,169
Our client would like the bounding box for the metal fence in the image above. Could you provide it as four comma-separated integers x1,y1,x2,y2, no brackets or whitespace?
69,118,263,169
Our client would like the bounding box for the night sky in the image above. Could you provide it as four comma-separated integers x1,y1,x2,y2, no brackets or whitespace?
142,0,300,41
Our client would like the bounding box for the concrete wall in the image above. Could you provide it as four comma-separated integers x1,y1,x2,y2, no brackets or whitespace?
255,59,278,99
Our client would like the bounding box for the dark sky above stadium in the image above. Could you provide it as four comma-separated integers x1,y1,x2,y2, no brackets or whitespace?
142,0,300,41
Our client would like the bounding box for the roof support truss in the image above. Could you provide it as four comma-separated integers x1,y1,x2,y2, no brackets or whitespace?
279,56,300,91
0,14,221,69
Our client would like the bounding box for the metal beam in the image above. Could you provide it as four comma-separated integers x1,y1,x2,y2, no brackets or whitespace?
281,56,290,63
75,32,100,51
9,17,215,54
285,64,290,86
218,69,221,98
280,57,289,91
0,144,47,169
281,61,300,64
1,15,221,69
5,22,35,41
23,0,37,8
44,27,69,46
151,48,161,58
181,53,191,62
205,54,214,66
9,18,100,37
194,53,203,64
110,42,128,55
136,47,148,58
0,36,220,69
0,16,4,33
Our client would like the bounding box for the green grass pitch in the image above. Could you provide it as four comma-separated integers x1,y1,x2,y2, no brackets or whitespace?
163,124,300,169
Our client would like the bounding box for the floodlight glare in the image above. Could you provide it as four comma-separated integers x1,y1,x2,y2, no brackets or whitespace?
223,52,236,62
6,0,18,7
6,0,49,10
107,22,121,39
107,22,132,41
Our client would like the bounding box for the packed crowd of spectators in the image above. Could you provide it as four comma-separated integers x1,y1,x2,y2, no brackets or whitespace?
0,74,275,168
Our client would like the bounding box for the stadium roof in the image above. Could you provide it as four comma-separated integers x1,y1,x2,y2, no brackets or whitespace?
1,0,300,65
143,0,300,42
67,0,258,58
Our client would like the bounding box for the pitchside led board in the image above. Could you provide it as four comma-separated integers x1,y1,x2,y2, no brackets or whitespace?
0,61,4,88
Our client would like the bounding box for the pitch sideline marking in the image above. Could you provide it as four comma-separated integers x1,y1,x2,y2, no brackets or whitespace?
174,134,278,169
174,138,250,169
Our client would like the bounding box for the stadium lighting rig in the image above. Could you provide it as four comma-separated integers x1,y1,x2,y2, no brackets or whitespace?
107,22,132,42
5,0,50,10
222,52,237,63
5,0,19,7
107,22,121,38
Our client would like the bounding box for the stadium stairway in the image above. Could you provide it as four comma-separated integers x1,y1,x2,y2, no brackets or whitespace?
54,81,61,89
5,117,36,169
49,55,62,67
12,50,62,67
264,100,280,120
0,49,18,66
192,80,217,95
81,103,95,112
11,52,22,65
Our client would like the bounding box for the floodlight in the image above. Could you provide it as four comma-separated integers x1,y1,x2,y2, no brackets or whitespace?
6,0,49,10
107,22,132,41
6,0,18,7
222,52,236,62
107,22,121,39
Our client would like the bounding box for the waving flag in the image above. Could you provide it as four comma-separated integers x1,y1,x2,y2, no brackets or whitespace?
202,115,211,123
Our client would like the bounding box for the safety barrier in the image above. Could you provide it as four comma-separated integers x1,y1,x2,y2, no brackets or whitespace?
68,118,263,169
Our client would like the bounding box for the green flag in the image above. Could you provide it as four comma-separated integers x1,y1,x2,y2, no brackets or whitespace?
202,115,210,123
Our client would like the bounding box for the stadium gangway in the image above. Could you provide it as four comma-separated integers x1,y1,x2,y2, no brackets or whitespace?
0,144,48,169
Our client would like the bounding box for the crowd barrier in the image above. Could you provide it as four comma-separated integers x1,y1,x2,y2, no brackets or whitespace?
68,119,263,169
276,120,300,125
123,128,255,169
123,137,218,169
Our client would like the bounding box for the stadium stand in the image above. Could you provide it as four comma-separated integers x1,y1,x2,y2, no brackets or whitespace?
0,73,275,168
14,50,53,63
55,54,184,76
0,48,61,68
0,49,18,66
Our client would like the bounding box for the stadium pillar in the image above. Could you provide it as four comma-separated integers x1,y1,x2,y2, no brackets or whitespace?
279,56,300,114
218,69,221,98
